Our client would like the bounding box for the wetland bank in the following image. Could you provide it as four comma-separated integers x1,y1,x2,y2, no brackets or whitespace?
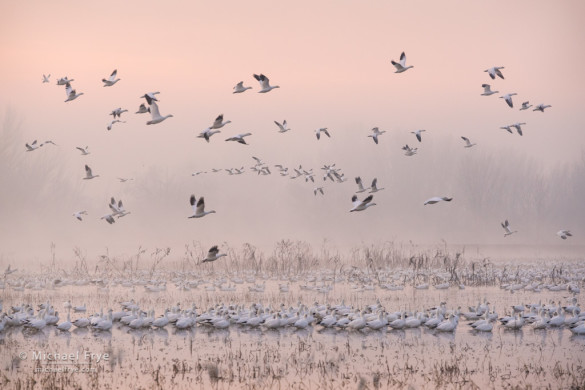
1,242,584,389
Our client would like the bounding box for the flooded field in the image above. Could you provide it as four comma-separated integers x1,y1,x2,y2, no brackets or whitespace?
1,245,584,389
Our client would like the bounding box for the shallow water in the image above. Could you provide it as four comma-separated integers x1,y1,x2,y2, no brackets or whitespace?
1,271,584,389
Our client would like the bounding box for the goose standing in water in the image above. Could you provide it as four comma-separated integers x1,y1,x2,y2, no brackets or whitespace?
188,195,216,218
201,246,227,264
350,194,376,212
64,82,83,102
391,52,414,73
102,69,120,87
461,137,476,148
424,197,452,205
83,165,99,180
501,220,517,237
368,127,386,144
253,74,279,93
484,66,505,80
145,95,173,125
481,84,498,96
233,81,252,93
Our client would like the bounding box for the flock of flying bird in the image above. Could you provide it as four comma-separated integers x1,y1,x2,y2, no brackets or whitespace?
30,53,571,265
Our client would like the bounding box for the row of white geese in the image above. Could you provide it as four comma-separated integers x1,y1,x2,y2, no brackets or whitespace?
2,297,584,335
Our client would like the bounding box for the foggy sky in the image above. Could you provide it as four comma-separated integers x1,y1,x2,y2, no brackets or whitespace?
1,1,584,266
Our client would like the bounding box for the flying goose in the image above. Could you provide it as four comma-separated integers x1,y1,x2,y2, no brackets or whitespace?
253,74,279,93
209,114,231,129
533,104,551,112
198,128,221,142
107,119,125,131
402,144,417,156
354,176,369,193
42,74,50,83
500,93,517,108
188,195,216,218
484,66,505,80
56,77,73,85
76,146,90,155
145,95,173,125
411,129,426,142
350,194,376,212
315,128,330,140
83,164,99,180
102,69,120,86
369,178,384,193
274,120,290,133
140,92,160,101
101,214,115,224
25,140,41,152
225,133,252,145
556,230,572,240
135,103,150,114
511,122,526,136
461,136,476,148
314,187,324,196
391,52,414,73
481,84,499,96
368,127,386,144
501,220,517,237
233,81,252,93
424,197,452,205
201,246,227,263
519,101,532,111
64,82,84,102
110,107,128,118
73,211,88,221
500,125,513,134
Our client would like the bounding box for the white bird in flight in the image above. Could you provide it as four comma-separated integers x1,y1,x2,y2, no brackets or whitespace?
42,74,50,83
461,136,476,148
501,220,517,237
76,146,90,155
354,177,369,193
391,52,414,73
314,187,324,196
484,66,505,80
274,120,290,133
107,119,125,131
233,81,252,93
511,122,526,136
188,195,216,218
556,230,572,240
481,84,499,96
402,144,417,156
198,128,221,142
369,178,384,193
350,194,376,212
368,127,386,144
424,197,453,205
315,128,330,140
209,114,231,129
533,104,551,112
411,129,426,142
110,108,128,118
500,93,517,108
145,95,173,125
73,211,88,221
25,140,41,152
102,69,120,87
135,103,150,114
225,133,252,145
56,76,73,85
519,101,532,111
201,246,227,264
83,164,99,180
101,214,115,224
64,82,84,102
253,74,279,93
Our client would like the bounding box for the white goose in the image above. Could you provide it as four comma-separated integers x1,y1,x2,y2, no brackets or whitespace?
368,127,386,144
225,133,252,145
42,74,50,83
533,104,551,112
200,246,227,264
501,220,517,237
354,176,369,193
350,194,376,212
411,129,426,142
233,81,252,93
484,66,505,80
188,195,216,218
556,230,572,240
64,82,84,102
198,128,221,142
25,140,41,152
402,144,417,156
107,119,125,131
145,95,173,125
481,84,499,96
391,52,414,73
315,128,330,140
500,93,517,108
110,107,128,118
101,215,116,224
253,74,279,93
135,103,150,114
76,146,90,155
369,178,384,193
424,197,453,205
314,187,324,196
73,211,88,221
461,136,476,148
519,101,532,111
102,69,120,86
274,120,290,133
209,114,231,129
83,164,99,180
511,122,526,136
56,76,73,85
